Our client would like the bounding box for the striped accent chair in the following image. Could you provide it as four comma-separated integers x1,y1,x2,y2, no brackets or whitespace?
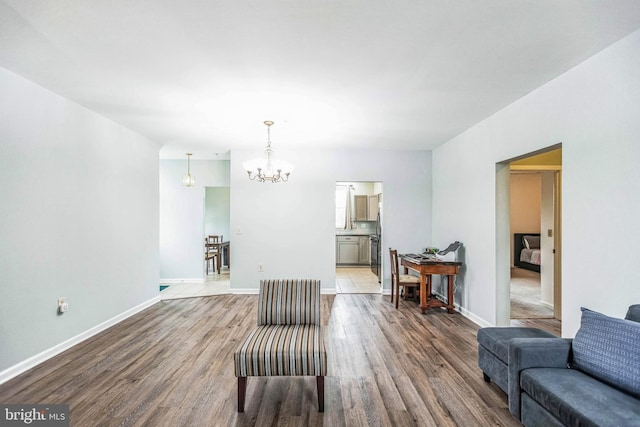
234,279,327,413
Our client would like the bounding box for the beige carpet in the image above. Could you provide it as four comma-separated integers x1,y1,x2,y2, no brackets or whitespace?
511,267,554,319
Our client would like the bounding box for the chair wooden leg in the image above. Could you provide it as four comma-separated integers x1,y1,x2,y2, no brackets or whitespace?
390,279,394,303
238,377,246,413
316,376,324,412
395,283,400,309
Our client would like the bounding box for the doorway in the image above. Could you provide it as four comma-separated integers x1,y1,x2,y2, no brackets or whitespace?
496,146,562,335
204,186,230,286
335,181,382,294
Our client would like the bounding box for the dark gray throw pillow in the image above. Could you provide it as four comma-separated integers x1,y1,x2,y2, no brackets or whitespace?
625,304,640,322
572,307,640,397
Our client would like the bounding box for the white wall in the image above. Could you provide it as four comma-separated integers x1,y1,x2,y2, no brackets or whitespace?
205,187,230,239
230,149,432,293
433,29,640,336
510,174,541,234
510,173,541,266
159,160,229,281
0,67,160,373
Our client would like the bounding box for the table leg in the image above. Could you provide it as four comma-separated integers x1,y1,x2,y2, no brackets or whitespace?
446,275,455,313
419,273,427,314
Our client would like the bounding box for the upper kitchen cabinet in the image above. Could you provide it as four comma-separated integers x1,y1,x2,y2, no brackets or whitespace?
354,195,368,221
368,194,380,221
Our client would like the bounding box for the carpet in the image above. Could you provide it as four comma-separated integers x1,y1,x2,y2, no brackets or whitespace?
511,268,553,319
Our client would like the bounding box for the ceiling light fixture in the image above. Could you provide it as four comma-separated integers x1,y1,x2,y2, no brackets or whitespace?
243,120,293,183
182,153,195,187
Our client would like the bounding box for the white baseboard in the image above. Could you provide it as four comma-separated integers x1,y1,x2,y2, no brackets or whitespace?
457,305,493,328
0,295,161,385
231,288,259,294
231,288,337,295
540,300,553,309
160,278,204,284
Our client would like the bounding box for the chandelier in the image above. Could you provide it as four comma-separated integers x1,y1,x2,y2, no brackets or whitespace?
243,121,293,183
182,153,195,187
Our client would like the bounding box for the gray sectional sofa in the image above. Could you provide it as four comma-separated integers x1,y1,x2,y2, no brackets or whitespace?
508,305,640,426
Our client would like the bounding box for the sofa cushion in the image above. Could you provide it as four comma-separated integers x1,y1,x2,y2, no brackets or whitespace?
477,327,557,362
520,394,565,427
234,324,327,377
521,368,640,427
572,307,640,397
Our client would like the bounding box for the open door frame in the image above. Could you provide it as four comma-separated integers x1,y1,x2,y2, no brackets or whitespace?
496,144,562,327
553,171,562,320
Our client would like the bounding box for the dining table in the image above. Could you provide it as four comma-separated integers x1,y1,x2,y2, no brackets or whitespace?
205,241,230,274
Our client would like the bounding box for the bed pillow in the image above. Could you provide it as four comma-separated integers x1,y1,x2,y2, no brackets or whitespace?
522,235,540,249
571,307,640,397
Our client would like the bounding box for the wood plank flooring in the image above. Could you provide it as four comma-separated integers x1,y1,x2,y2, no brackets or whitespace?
0,294,521,426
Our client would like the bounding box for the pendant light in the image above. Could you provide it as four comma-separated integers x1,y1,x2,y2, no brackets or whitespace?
182,153,195,187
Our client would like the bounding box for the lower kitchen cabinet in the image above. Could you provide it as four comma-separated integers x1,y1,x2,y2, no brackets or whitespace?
337,235,370,265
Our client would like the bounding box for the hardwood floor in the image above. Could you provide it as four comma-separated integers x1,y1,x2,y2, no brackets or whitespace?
0,295,519,426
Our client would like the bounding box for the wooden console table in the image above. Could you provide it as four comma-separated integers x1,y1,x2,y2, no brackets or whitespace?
400,255,461,314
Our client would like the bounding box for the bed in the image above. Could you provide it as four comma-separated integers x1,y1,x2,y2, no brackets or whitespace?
514,233,541,273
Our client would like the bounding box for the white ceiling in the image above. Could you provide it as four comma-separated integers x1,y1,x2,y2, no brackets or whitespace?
2,1,640,159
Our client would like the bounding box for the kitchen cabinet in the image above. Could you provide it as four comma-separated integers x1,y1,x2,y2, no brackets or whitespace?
354,195,368,221
337,235,370,265
358,236,370,264
368,194,380,221
336,236,359,264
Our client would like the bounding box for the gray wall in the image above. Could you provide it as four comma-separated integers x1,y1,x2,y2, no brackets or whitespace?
433,28,640,336
229,149,433,293
0,67,160,373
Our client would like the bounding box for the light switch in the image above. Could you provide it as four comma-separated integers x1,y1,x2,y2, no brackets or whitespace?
548,229,553,237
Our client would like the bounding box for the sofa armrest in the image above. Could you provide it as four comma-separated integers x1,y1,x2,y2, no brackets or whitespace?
508,337,572,420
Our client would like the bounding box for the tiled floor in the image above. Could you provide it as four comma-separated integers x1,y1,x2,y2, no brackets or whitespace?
160,268,230,300
161,266,380,298
336,266,381,293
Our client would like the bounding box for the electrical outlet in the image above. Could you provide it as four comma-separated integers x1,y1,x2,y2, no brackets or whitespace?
57,297,69,314
258,263,264,272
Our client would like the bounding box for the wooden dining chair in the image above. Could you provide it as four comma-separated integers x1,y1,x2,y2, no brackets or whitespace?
206,235,225,274
389,248,420,308
205,238,218,275
206,235,222,251
207,235,222,244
